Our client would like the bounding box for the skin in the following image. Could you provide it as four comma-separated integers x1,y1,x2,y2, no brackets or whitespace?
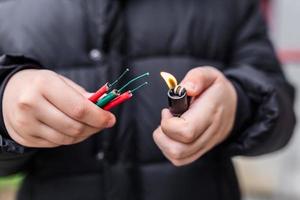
153,67,237,166
3,69,116,148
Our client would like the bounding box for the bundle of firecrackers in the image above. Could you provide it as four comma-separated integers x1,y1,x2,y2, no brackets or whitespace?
89,68,189,116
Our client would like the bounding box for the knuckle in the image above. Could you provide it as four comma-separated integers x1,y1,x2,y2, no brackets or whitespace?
70,123,85,136
180,123,196,143
152,128,162,143
72,137,88,145
18,93,35,109
60,135,75,145
160,120,169,132
161,122,169,133
170,159,184,167
33,73,48,87
71,103,87,119
160,120,174,136
97,113,112,129
168,146,184,160
152,129,159,140
214,79,226,90
45,130,68,145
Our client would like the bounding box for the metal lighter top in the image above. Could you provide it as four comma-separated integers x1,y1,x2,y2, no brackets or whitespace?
160,72,190,117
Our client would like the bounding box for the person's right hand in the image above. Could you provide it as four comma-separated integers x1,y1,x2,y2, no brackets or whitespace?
2,69,116,148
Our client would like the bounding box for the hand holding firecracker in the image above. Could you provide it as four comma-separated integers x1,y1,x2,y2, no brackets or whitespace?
3,69,116,148
153,67,237,166
2,68,149,148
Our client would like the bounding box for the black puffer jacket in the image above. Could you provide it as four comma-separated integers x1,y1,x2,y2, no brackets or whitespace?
0,1,296,200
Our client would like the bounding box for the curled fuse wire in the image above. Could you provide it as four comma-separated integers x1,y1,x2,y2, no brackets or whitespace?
88,68,129,103
89,68,149,110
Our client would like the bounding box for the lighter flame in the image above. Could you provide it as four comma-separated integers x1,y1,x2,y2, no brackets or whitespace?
160,72,178,90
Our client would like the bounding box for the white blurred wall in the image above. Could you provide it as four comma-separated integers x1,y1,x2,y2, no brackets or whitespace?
273,0,300,49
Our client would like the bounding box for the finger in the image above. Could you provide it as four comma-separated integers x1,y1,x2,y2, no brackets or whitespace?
157,111,223,160
169,129,222,166
6,121,59,148
180,67,219,97
6,107,60,148
162,108,173,119
165,113,224,166
154,126,210,167
153,126,188,160
11,108,78,146
36,121,78,145
154,124,211,160
35,97,100,138
161,114,194,143
153,127,193,165
168,146,209,166
161,101,213,143
43,75,116,128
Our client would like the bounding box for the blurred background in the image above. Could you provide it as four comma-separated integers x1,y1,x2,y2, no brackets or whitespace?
236,0,300,200
0,0,300,200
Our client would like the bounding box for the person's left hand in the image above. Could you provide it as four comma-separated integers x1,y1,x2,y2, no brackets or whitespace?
153,67,237,166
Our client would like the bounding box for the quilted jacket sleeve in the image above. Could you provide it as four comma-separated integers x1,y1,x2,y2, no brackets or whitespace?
223,0,296,156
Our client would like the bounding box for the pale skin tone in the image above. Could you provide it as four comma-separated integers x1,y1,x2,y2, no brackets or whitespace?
3,67,237,167
153,67,237,166
3,69,116,148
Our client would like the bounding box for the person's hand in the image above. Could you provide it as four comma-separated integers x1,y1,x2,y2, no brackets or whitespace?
153,67,237,166
3,69,116,148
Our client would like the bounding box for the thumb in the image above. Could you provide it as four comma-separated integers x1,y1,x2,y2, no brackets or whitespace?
180,67,218,97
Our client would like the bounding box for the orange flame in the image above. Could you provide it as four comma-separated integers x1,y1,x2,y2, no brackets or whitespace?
160,72,178,90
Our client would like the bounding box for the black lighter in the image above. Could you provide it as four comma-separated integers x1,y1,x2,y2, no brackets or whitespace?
161,72,190,117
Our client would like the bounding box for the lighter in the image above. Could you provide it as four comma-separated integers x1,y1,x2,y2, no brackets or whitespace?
160,72,190,117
